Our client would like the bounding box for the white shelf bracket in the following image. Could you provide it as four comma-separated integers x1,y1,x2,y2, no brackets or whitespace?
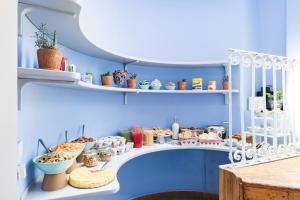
123,60,138,71
123,92,128,105
18,79,31,110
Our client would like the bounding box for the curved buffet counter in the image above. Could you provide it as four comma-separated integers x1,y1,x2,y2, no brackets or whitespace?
23,144,231,200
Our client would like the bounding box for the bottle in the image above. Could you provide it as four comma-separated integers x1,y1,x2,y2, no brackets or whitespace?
172,117,180,140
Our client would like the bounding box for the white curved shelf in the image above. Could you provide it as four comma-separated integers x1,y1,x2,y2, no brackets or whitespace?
76,81,239,94
19,0,228,67
17,68,239,108
22,143,231,200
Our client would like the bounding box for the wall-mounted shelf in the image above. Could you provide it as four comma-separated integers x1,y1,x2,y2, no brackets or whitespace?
17,67,239,109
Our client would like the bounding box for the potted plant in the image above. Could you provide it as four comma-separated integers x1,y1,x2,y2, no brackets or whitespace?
101,72,113,87
113,70,128,87
127,73,137,89
35,23,62,70
178,79,187,90
222,75,229,90
81,72,93,84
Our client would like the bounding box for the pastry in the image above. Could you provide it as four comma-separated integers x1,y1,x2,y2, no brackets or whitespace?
69,167,115,189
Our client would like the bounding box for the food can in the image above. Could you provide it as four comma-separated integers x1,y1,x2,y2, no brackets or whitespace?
208,81,216,90
192,78,202,90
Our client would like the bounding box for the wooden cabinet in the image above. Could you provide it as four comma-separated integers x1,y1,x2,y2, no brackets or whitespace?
243,186,288,200
219,157,300,200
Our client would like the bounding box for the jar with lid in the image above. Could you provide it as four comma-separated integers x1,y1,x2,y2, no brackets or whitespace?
208,81,216,90
97,149,113,161
83,151,98,167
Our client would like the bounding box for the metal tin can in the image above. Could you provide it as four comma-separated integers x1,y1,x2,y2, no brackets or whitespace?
208,81,216,90
192,78,202,90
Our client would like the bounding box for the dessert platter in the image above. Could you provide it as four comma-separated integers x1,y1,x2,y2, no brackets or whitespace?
179,127,222,146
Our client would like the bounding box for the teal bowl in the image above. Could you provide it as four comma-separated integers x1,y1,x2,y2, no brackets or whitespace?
32,155,75,174
165,85,176,90
83,141,96,152
139,84,150,90
151,85,161,90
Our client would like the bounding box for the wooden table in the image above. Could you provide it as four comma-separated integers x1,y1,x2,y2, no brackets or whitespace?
219,156,300,200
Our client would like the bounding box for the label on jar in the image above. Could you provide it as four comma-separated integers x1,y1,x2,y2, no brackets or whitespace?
208,81,216,90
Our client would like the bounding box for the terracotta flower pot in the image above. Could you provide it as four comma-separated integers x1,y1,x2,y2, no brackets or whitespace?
37,48,63,70
222,80,229,90
178,81,187,90
101,75,113,87
127,79,136,89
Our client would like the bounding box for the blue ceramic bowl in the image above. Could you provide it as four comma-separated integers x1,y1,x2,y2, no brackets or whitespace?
139,84,150,90
151,85,161,90
32,154,75,174
165,85,176,90
83,141,96,152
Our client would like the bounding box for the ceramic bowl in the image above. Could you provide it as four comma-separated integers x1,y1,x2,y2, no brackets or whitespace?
49,143,85,157
70,137,97,152
83,141,96,152
165,85,176,90
151,85,161,90
139,84,150,90
32,154,75,174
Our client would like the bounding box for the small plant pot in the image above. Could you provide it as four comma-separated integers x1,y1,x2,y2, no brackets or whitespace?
127,79,136,89
222,80,229,90
37,48,63,70
101,75,113,87
178,81,187,90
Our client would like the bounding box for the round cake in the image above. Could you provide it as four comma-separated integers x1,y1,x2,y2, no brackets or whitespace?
69,167,115,189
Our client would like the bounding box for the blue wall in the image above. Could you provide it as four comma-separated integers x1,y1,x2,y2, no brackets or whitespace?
80,0,259,61
18,0,287,198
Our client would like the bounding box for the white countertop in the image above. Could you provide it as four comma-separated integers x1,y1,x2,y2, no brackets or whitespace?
22,143,230,200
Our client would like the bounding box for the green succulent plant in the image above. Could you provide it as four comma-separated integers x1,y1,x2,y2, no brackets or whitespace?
129,73,137,80
102,72,111,76
34,23,59,50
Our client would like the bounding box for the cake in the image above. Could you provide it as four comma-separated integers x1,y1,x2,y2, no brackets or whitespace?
69,167,115,189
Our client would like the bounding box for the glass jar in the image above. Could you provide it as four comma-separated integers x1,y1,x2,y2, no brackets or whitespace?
131,127,143,148
143,130,154,146
83,152,98,167
97,149,113,161
208,81,216,90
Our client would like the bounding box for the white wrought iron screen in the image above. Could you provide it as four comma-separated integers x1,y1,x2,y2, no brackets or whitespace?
228,49,299,167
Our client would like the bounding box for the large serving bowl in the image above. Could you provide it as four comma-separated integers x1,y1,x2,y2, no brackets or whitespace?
32,154,75,174
49,143,85,157
83,141,96,151
70,137,97,152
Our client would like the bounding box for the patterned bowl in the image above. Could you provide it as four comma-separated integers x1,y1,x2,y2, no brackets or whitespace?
138,84,150,90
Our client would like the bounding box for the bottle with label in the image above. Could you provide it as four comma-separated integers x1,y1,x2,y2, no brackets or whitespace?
172,117,180,140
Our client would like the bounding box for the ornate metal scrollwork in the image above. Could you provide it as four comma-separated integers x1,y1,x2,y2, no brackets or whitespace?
228,49,298,167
